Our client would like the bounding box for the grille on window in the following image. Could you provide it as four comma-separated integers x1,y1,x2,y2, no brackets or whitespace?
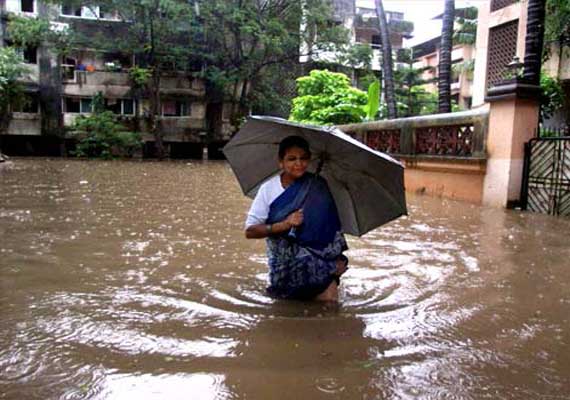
486,20,519,89
490,0,518,12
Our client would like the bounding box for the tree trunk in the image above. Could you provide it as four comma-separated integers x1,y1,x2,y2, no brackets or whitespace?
374,0,397,119
522,0,546,85
438,0,454,113
149,70,165,159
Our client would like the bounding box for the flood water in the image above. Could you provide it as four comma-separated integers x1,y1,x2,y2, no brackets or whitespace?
1,159,569,400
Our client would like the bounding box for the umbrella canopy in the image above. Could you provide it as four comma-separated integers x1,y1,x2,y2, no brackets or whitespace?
223,116,407,236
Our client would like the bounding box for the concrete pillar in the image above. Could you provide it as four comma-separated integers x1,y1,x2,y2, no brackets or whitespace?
482,82,541,208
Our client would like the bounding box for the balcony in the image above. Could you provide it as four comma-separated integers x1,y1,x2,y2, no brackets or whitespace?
353,13,414,38
159,74,206,97
61,70,206,98
62,70,131,97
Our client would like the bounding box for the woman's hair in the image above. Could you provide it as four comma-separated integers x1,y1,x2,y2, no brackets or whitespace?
278,136,311,159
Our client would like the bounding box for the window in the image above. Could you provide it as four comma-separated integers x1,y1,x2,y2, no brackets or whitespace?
13,93,39,113
60,4,118,20
371,35,382,48
22,46,37,64
5,41,37,64
451,59,463,84
103,52,133,70
491,0,517,12
63,97,92,113
61,4,82,16
99,5,118,20
64,97,80,113
122,99,134,115
81,98,93,113
105,99,134,115
21,0,34,13
386,11,403,22
62,56,77,81
162,100,189,117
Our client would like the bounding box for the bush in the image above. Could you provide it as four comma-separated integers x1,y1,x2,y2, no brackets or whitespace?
70,111,142,159
289,69,367,125
540,73,565,122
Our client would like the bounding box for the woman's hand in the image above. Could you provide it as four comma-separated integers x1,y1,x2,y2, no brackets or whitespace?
245,209,304,239
285,209,303,228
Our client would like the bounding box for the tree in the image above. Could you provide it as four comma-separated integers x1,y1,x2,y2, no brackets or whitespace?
6,14,72,53
394,49,437,117
0,48,28,143
438,0,454,113
197,0,350,121
47,0,349,150
522,0,547,85
289,69,367,125
43,0,198,158
545,0,570,76
70,93,142,159
374,0,397,119
540,72,565,123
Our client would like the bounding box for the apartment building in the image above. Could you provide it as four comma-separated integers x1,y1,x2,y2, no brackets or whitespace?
1,0,216,158
300,0,413,84
412,37,475,110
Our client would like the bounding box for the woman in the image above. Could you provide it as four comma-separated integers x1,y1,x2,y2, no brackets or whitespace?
245,136,348,301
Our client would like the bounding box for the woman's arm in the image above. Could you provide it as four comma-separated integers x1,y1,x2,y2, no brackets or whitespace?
245,209,303,239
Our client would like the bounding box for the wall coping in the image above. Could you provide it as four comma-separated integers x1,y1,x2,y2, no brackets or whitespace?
338,108,489,132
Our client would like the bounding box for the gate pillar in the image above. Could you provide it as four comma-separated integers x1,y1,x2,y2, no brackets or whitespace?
482,81,541,208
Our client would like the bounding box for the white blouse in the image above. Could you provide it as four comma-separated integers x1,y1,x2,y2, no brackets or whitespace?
245,174,285,228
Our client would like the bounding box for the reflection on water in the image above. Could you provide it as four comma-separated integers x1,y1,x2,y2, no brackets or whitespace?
1,159,570,399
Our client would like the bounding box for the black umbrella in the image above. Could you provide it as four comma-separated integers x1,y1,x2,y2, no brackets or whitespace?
223,116,407,236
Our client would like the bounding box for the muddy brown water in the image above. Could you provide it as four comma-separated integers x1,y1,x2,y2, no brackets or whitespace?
1,159,569,400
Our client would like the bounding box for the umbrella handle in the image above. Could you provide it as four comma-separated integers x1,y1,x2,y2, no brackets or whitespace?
288,227,297,238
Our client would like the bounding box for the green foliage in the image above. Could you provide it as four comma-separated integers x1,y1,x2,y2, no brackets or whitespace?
393,49,437,117
452,59,475,80
70,109,142,159
540,127,567,138
195,0,349,104
7,16,50,47
364,80,380,121
389,20,414,35
289,70,367,125
334,43,373,71
43,0,350,125
453,7,478,45
91,92,106,114
540,72,565,122
249,63,296,117
128,67,151,88
0,47,28,133
0,47,27,93
545,0,570,48
7,15,72,54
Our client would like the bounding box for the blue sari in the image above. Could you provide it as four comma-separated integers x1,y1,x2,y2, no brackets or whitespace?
265,173,348,299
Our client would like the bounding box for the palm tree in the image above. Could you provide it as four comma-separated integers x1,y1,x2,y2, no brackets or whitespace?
374,0,397,119
438,0,455,113
523,0,547,85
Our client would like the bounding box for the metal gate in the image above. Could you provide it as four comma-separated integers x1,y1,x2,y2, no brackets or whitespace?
521,137,570,216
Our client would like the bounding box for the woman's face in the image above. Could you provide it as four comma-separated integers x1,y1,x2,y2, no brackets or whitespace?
279,146,310,180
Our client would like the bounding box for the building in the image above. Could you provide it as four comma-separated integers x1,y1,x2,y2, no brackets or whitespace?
407,7,477,111
300,0,413,87
472,0,570,128
0,0,214,158
412,36,475,110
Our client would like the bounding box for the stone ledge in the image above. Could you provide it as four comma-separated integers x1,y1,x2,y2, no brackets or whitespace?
398,155,487,175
